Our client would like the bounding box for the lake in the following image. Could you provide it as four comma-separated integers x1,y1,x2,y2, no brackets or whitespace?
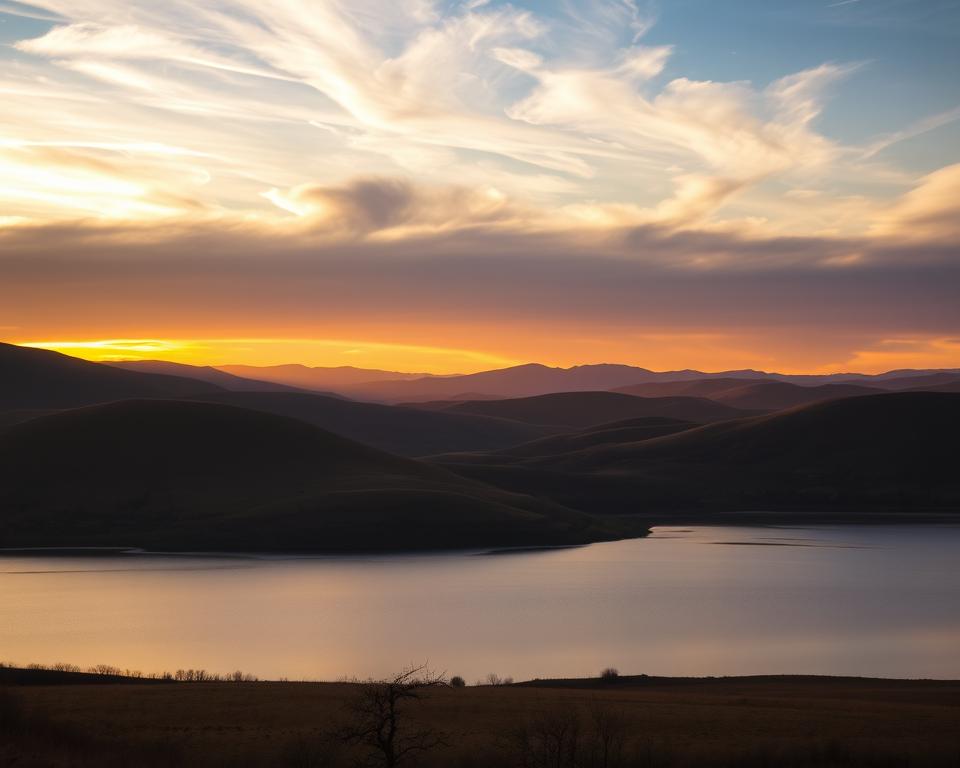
2,525,959,682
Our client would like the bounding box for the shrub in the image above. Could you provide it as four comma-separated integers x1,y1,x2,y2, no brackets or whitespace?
449,675,466,688
600,667,619,682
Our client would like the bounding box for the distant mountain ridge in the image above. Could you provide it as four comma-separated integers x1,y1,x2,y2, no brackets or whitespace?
107,359,331,395
216,360,960,402
217,363,442,392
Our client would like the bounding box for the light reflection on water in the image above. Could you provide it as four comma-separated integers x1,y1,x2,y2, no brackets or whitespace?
1,525,958,681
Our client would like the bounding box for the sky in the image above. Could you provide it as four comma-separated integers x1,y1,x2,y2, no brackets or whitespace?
1,0,958,373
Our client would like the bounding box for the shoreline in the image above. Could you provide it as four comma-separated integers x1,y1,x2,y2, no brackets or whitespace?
2,515,960,557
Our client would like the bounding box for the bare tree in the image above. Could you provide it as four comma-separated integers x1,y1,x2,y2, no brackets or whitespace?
337,665,449,767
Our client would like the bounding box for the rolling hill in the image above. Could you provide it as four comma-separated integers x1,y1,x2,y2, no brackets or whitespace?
216,363,438,392
907,381,960,394
613,378,883,411
0,342,223,409
186,391,559,456
107,360,324,394
831,371,960,389
435,393,960,516
333,363,668,401
471,417,699,462
0,400,633,552
266,361,960,402
441,391,748,428
0,346,557,455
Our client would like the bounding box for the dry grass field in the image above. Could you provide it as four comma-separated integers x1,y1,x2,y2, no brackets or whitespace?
2,673,959,767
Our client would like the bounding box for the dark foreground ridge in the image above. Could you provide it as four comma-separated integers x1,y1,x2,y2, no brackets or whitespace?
0,399,635,551
438,390,750,427
1,665,957,767
0,341,223,409
435,392,960,516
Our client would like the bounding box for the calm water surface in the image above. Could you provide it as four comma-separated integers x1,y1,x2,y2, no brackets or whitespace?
2,526,959,681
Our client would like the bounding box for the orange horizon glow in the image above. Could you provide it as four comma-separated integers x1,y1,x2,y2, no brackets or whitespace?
15,337,960,377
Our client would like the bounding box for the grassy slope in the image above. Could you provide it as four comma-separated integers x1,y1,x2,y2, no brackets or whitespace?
185,391,559,457
0,400,634,551
106,360,321,394
435,393,960,515
0,342,222,409
445,417,699,465
445,391,747,428
4,675,959,767
613,378,884,411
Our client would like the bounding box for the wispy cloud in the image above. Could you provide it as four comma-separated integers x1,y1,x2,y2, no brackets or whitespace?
1,0,941,234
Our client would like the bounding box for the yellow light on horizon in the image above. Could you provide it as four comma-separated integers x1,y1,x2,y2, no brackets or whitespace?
16,338,520,375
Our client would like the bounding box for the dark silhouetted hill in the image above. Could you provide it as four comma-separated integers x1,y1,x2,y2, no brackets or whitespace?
216,363,438,392
907,381,960,394
398,393,510,409
828,370,960,387
0,343,223,409
107,360,328,394
0,400,633,552
443,391,748,428
443,417,699,466
613,378,883,411
434,393,960,516
296,362,960,402
187,391,559,456
339,363,666,401
0,409,56,431
865,372,960,390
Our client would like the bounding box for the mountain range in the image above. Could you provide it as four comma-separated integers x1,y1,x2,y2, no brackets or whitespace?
106,359,323,394
0,342,221,409
207,360,960,402
0,399,629,551
418,391,749,427
434,393,960,517
1,340,958,551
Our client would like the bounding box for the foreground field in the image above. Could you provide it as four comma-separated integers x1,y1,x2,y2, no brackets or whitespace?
2,672,959,767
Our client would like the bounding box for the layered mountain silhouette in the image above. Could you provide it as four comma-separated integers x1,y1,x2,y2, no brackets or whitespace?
908,380,960,394
107,360,325,394
228,360,960,403
218,363,438,392
0,346,558,456
322,363,667,401
612,378,884,411
3,342,958,550
0,400,630,551
470,417,699,462
185,391,558,456
435,393,960,516
830,371,960,389
434,391,749,428
0,342,222,409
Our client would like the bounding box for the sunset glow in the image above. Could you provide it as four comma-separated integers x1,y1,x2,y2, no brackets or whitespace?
2,0,958,372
